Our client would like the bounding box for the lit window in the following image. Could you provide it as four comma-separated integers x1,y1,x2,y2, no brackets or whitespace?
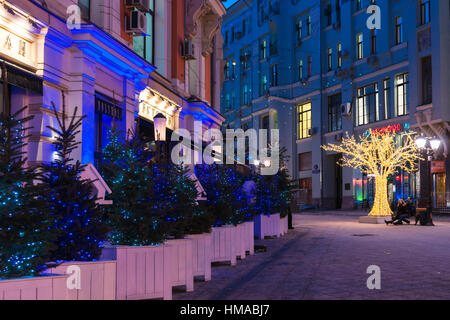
420,0,431,25
395,16,403,45
395,73,409,116
356,33,363,60
356,83,379,126
297,102,312,140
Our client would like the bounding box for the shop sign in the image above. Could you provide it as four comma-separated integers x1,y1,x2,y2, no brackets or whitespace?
0,27,31,65
365,123,410,136
431,160,446,174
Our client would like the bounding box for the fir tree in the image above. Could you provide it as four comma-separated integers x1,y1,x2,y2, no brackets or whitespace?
0,107,54,278
38,97,108,262
101,125,167,245
196,164,246,226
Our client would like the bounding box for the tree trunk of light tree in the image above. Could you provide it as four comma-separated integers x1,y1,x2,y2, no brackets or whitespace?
369,175,392,217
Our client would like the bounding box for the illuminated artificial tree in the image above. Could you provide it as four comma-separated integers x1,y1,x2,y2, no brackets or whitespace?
321,130,421,217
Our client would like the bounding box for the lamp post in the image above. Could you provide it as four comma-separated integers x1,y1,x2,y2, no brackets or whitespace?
154,113,167,164
415,136,441,226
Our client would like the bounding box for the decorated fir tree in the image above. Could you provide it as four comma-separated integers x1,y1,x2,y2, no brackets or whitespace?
38,98,108,262
195,164,246,227
101,125,168,245
273,147,297,218
0,107,54,278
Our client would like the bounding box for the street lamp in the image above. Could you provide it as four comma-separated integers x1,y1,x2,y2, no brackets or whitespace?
415,135,441,226
154,113,167,163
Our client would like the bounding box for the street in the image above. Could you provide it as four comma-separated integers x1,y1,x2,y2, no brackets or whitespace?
175,213,450,300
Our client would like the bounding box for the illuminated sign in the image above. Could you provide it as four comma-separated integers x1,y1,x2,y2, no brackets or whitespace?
366,123,410,136
0,28,31,64
431,160,446,174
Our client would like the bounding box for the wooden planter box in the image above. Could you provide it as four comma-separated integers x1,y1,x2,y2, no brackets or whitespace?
186,233,212,282
0,274,69,300
211,225,237,266
234,224,247,260
280,215,289,236
165,239,194,292
101,244,173,300
254,213,281,239
45,261,116,300
242,221,255,255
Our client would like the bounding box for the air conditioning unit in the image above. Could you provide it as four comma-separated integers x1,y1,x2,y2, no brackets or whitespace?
125,0,149,11
308,128,317,136
333,22,341,30
181,40,195,60
125,10,146,35
341,102,352,117
334,68,344,78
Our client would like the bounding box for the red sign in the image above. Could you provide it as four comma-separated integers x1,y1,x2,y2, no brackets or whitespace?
431,160,446,174
371,124,402,135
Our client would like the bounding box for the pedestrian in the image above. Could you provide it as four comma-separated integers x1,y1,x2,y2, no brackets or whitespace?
385,199,410,225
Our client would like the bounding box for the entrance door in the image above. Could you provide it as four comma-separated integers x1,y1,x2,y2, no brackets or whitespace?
299,177,312,205
433,173,446,208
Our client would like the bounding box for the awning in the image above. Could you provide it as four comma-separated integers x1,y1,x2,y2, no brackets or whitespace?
0,59,43,94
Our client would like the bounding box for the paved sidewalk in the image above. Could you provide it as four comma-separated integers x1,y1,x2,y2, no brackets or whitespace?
174,214,450,300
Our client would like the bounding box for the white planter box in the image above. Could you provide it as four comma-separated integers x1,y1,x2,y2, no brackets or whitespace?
101,244,173,300
254,213,281,239
242,221,255,255
211,226,237,266
165,239,194,292
234,224,247,260
0,274,69,300
45,260,116,300
280,215,289,236
187,233,212,281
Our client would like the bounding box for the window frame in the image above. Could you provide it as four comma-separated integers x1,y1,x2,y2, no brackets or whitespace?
297,102,312,140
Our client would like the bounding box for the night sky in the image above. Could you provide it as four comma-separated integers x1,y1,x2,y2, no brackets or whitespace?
222,0,240,9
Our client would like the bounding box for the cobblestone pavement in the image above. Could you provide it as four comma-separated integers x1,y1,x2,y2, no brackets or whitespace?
174,214,450,300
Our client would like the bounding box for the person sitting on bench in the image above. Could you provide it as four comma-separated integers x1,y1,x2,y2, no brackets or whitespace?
385,199,410,225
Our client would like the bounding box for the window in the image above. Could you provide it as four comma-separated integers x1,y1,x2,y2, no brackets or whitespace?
94,93,123,166
337,43,343,68
231,26,235,42
231,59,236,79
261,74,268,95
260,39,267,60
327,47,333,71
242,19,247,36
421,56,432,104
297,102,312,140
78,0,90,21
325,4,332,26
240,49,251,71
224,61,230,80
271,64,278,87
356,0,362,11
261,114,270,143
306,15,312,36
383,78,391,119
307,56,312,77
296,20,303,43
133,0,155,64
242,84,249,105
231,91,236,110
224,31,229,46
356,33,363,60
395,16,403,45
298,59,304,80
299,152,312,171
336,1,341,25
395,73,409,116
224,94,230,112
420,0,431,25
328,93,342,132
356,83,379,126
370,29,377,54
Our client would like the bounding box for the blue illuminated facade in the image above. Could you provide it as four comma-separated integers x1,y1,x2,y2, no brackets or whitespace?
221,0,450,210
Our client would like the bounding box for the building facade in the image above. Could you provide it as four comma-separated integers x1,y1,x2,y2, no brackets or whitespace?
221,0,450,210
0,0,225,191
